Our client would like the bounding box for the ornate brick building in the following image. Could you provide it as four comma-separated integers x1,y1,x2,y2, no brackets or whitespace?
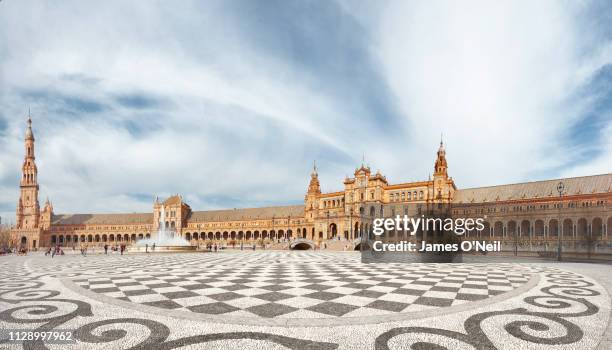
9,118,612,254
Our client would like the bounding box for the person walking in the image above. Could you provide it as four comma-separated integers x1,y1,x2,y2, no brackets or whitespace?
145,243,148,254
104,244,108,255
152,243,156,252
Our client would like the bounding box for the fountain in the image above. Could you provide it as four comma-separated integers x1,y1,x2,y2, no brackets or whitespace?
131,206,197,253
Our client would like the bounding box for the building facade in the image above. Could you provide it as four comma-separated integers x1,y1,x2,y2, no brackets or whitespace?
8,118,612,254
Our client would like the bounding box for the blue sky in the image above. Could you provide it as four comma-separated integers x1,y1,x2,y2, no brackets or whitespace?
0,0,611,222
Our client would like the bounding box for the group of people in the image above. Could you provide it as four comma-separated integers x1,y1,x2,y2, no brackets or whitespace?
204,242,259,251
44,245,64,257
104,243,128,255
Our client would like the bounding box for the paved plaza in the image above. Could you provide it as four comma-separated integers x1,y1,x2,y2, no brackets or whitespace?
0,251,611,349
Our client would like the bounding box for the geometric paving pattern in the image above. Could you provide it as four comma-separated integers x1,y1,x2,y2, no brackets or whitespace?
0,251,609,350
71,258,531,318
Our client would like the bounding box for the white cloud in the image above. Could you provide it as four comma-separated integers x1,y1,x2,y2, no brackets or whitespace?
0,0,610,222
371,0,611,187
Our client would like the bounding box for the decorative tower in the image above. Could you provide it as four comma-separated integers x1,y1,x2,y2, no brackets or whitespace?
432,137,455,203
305,161,321,222
434,138,448,177
16,116,40,229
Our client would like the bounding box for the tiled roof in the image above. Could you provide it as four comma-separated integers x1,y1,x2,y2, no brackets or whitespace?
51,213,153,225
188,205,304,222
163,195,182,205
453,174,612,203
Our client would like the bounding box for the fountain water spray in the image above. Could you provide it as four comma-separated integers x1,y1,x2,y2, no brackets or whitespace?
136,205,190,247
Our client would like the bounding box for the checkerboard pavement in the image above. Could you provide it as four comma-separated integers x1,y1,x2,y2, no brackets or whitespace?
71,260,532,318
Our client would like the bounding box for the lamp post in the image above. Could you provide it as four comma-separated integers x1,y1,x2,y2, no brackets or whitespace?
557,181,565,261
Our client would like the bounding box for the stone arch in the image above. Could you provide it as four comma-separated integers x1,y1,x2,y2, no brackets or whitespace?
290,239,315,250
507,220,517,238
138,234,144,240
254,231,260,239
230,231,236,240
577,218,588,238
223,231,228,240
549,219,559,237
534,220,544,237
592,218,603,240
186,232,192,241
481,221,491,237
520,220,530,237
124,234,129,241
87,235,93,242
131,234,136,241
145,233,151,239
95,234,100,242
562,218,573,237
51,235,57,244
246,231,252,240
109,234,115,242
215,232,221,240
329,223,338,238
494,221,503,237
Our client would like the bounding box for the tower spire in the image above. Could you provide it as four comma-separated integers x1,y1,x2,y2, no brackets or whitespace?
16,115,40,229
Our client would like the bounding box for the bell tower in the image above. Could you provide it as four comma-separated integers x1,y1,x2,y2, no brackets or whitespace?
16,115,40,229
304,161,321,222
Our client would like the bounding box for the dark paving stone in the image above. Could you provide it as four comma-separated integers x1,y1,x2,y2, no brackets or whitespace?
304,291,344,301
163,278,189,283
343,283,373,290
222,284,248,291
123,289,156,296
413,296,454,307
162,290,199,299
456,293,489,301
182,283,211,291
461,283,488,289
188,302,239,314
246,303,297,318
142,300,183,309
146,283,175,289
90,287,121,293
352,290,385,298
365,300,410,312
412,280,437,286
208,292,243,301
254,292,294,302
89,280,112,285
391,288,426,296
488,282,512,287
115,282,141,287
306,302,358,316
488,290,505,296
301,283,335,291
260,284,293,292
379,282,404,288
431,286,460,292
301,278,328,284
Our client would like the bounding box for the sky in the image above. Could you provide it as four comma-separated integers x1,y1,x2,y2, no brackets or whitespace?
0,0,611,222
